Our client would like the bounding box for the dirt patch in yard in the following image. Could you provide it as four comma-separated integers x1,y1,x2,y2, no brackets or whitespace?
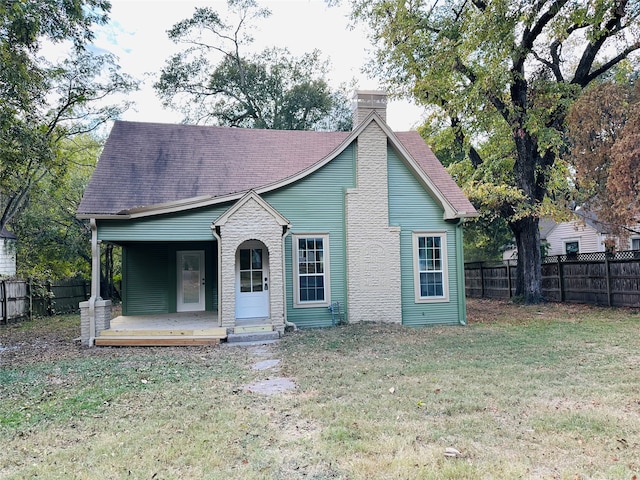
2,299,637,367
243,377,297,395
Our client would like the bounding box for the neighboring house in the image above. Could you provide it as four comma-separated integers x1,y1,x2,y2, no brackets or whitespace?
0,227,17,277
502,209,640,259
77,91,477,346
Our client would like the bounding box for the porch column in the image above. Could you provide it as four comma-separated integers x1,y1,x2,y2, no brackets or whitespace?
80,218,106,346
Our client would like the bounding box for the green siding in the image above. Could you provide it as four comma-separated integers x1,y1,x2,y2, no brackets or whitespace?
264,145,355,328
123,243,169,315
97,205,229,241
387,148,463,326
122,241,216,315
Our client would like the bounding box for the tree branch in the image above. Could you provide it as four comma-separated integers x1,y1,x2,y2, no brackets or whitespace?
572,0,631,86
516,0,569,72
451,116,484,168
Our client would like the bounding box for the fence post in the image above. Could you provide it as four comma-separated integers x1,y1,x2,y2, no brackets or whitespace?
605,255,612,307
480,263,485,298
557,256,565,302
29,278,33,321
46,280,53,316
1,280,6,325
507,261,513,298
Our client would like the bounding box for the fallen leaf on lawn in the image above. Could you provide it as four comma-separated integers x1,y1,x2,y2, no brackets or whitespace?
444,447,462,458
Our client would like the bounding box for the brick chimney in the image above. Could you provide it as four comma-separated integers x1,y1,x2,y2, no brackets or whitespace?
352,90,387,127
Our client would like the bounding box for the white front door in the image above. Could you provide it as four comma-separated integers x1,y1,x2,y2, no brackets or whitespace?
235,242,269,319
177,250,205,312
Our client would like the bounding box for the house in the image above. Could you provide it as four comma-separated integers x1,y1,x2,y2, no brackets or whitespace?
502,209,640,259
0,228,17,277
77,91,477,346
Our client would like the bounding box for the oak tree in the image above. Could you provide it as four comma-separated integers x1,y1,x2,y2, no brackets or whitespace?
346,0,640,302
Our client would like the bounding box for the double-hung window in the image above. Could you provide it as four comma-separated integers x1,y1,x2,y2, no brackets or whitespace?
293,234,330,307
413,232,449,302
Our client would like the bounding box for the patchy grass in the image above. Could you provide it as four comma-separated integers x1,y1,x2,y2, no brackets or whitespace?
1,300,640,479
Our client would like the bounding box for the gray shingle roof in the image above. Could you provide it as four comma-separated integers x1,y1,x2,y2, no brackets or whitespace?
78,120,476,217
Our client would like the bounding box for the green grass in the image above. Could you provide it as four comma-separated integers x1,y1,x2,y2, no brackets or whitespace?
1,301,640,479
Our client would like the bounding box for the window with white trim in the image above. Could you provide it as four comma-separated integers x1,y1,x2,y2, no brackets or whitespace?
632,238,640,251
413,232,449,302
293,234,330,307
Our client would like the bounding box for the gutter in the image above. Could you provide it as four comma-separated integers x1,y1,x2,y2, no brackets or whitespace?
211,225,223,328
455,219,468,326
282,226,297,332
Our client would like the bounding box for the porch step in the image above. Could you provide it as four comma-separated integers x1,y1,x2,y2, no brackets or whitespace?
94,335,223,347
100,327,227,337
226,330,280,344
233,325,273,334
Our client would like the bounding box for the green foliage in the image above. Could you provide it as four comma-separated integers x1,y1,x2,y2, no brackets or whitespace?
13,135,101,280
155,1,352,131
463,216,513,261
0,0,137,234
349,0,640,302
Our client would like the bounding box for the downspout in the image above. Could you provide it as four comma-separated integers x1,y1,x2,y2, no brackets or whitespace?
455,219,467,326
89,219,101,346
282,226,297,331
211,225,223,327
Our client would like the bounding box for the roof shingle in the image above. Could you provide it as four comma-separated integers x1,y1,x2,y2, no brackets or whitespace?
78,120,476,217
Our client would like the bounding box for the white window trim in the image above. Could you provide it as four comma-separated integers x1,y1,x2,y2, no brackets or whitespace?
292,233,330,308
631,237,640,250
412,231,449,303
563,238,581,255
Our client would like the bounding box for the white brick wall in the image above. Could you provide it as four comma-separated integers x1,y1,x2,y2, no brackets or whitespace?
80,299,112,346
0,238,16,277
345,121,402,323
217,197,285,333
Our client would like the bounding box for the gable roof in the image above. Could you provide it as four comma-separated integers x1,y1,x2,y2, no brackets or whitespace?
540,208,613,241
214,190,290,227
78,118,476,220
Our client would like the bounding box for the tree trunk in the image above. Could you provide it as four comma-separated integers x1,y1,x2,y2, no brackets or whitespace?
511,216,543,303
510,120,546,303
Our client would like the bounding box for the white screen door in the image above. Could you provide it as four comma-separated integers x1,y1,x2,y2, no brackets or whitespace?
177,250,205,312
235,242,269,319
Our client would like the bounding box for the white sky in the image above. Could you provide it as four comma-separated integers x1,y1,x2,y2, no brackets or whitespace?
93,0,425,130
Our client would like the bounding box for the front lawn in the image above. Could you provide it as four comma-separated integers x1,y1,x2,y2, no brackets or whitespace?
1,299,639,479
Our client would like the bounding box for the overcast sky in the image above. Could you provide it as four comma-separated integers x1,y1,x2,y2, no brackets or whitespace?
93,0,424,130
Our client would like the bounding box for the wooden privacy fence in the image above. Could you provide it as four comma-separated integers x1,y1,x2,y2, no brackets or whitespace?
0,279,90,324
465,250,640,308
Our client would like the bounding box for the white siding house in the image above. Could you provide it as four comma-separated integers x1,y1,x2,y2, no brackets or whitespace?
503,210,640,259
0,228,17,277
543,218,605,256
